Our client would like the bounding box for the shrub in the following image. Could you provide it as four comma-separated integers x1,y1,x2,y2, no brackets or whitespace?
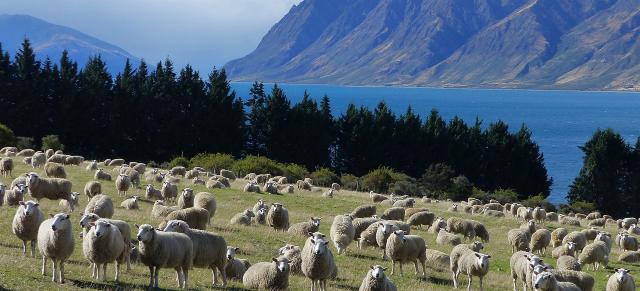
15,136,34,150
231,155,282,177
361,167,401,194
168,156,190,169
0,123,15,147
447,175,473,201
279,163,309,182
310,167,340,187
491,188,519,203
340,174,360,191
41,134,64,151
559,200,596,215
391,180,421,196
190,153,235,173
522,194,557,212
420,163,454,194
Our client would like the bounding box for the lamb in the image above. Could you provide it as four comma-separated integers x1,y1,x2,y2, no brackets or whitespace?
447,217,476,240
267,203,290,231
31,152,46,168
37,213,75,283
301,235,337,291
530,229,552,255
552,242,577,259
385,230,426,277
452,251,491,290
578,241,609,270
510,251,545,291
159,207,210,230
4,183,27,206
108,159,125,166
0,157,13,177
136,224,193,289
58,192,79,212
288,217,321,236
26,172,73,206
243,257,290,291
552,228,569,248
278,244,301,275
606,268,636,291
12,200,45,257
225,247,251,280
352,205,377,218
84,181,102,201
557,256,582,271
82,219,126,281
353,217,381,239
532,266,595,291
331,214,356,254
79,213,132,271
44,162,66,178
177,188,194,209
94,169,112,181
359,265,397,291
161,181,178,202
562,231,587,253
407,211,435,229
120,196,140,210
393,198,415,208
381,207,405,221
533,271,581,291
84,194,114,219
508,229,531,253
230,209,256,226
151,200,178,219
619,233,639,251
163,220,228,286
437,229,462,246
194,192,217,225
370,191,388,202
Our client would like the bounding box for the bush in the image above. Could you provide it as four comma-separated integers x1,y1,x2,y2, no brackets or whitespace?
190,153,235,173
279,163,309,182
168,156,190,169
41,134,64,151
391,180,421,196
559,200,596,215
491,188,519,203
420,163,454,194
340,174,360,191
0,123,14,147
447,175,473,201
15,136,35,150
361,167,401,194
310,167,340,187
522,194,557,212
231,155,282,177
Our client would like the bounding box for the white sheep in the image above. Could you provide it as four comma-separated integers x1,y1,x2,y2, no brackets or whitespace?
562,231,587,253
58,191,79,212
552,228,569,248
447,217,476,240
254,208,267,225
452,251,491,290
26,172,73,207
230,209,256,226
376,221,411,259
606,268,636,291
425,249,451,271
79,213,132,271
161,181,178,202
533,271,581,291
278,244,302,275
86,160,98,171
145,184,162,200
532,265,595,291
136,224,193,289
225,247,251,280
82,219,126,281
301,234,337,291
159,207,210,230
151,200,178,219
4,183,27,206
353,217,381,240
532,207,547,223
120,196,140,210
84,181,102,201
430,217,447,234
437,229,462,246
322,188,334,198
12,200,45,257
243,182,261,192
385,230,426,277
178,188,194,209
557,255,582,271
359,265,397,291
369,191,388,202
31,152,46,168
552,242,577,259
330,214,355,254
267,203,290,231
530,229,552,255
288,217,321,236
115,174,131,196
243,257,290,290
1,157,13,177
578,241,609,271
382,207,405,221
44,162,66,178
84,194,114,219
508,229,531,253
94,168,112,181
619,233,639,252
510,251,544,291
37,213,75,283
407,211,435,229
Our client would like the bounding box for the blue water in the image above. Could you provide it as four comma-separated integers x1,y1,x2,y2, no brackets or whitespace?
230,82,640,204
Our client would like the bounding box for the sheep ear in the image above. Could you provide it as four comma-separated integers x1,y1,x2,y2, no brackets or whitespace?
475,253,481,258
235,247,240,251
382,266,387,271
323,241,329,245
34,203,39,207
65,214,70,219
49,214,54,218
307,232,314,237
310,239,315,244
18,201,25,206
487,255,492,258
271,257,278,263
370,265,374,270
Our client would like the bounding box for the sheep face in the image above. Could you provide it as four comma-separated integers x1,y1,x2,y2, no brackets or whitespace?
567,242,577,251
136,224,155,242
472,241,485,251
475,253,491,269
50,213,70,232
273,257,290,273
14,183,26,194
272,203,283,212
526,254,544,270
278,244,296,255
380,223,395,236
181,188,193,200
19,200,39,216
0,183,5,193
69,192,79,202
310,238,329,255
93,220,112,238
393,230,407,242
153,200,164,206
371,265,386,279
311,217,321,227
244,209,255,218
257,208,266,218
80,213,100,228
226,247,239,260
26,172,39,186
163,220,189,233
615,268,631,283
533,272,554,290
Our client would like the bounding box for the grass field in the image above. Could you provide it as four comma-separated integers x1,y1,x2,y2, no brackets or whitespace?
0,160,636,290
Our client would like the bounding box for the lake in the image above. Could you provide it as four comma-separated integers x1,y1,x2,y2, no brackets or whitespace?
230,82,640,204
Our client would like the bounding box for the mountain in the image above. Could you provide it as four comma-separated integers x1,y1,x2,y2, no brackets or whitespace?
0,14,137,74
225,0,640,90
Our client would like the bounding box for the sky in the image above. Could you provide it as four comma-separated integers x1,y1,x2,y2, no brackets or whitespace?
0,0,302,72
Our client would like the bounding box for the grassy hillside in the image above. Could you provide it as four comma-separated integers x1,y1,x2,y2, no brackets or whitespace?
0,160,635,290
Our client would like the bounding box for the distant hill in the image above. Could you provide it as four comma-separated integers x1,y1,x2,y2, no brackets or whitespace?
0,14,137,74
225,0,640,90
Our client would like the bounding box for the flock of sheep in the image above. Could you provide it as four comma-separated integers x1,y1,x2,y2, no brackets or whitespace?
0,145,639,290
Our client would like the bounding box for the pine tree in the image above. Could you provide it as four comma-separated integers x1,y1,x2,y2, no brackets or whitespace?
246,81,268,155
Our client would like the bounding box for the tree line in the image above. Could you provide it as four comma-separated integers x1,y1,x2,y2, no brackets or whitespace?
0,39,551,198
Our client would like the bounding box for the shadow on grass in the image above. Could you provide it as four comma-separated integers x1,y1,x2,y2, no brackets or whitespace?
69,278,150,290
0,242,21,250
417,275,453,286
346,253,379,260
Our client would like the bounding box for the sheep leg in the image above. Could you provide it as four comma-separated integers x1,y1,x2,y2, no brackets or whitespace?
452,271,458,288
390,261,395,275
399,262,404,276
154,266,160,288
211,266,217,286
148,266,154,287
182,268,189,289
51,260,57,282
413,260,419,275
217,263,227,287
479,276,484,291
42,256,47,276
102,263,107,281
467,274,472,291
175,267,183,288
30,240,36,258
125,252,131,272
59,261,65,284
115,261,120,282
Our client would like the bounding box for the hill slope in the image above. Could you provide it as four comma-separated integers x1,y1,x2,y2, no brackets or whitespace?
226,0,640,90
0,14,137,74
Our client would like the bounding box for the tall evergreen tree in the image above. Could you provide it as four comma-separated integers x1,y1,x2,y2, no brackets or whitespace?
264,84,291,162
10,39,43,138
246,81,268,155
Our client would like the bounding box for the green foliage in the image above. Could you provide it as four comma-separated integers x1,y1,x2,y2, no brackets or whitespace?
231,155,282,177
41,135,64,151
15,136,34,150
340,174,360,191
391,180,420,196
522,195,557,212
471,188,519,204
310,167,339,187
447,175,473,201
189,153,235,172
559,201,597,215
0,123,15,147
361,167,402,194
420,163,455,195
168,156,190,169
279,163,309,182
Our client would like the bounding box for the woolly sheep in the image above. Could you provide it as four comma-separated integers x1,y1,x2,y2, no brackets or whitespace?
120,167,140,187
533,207,547,223
253,199,267,214
553,242,578,259
37,213,75,283
168,166,186,176
578,241,609,271
243,257,290,291
619,251,640,264
532,266,595,291
382,207,405,221
225,247,251,280
560,216,581,227
297,180,312,191
16,148,35,157
330,214,355,254
44,162,66,178
267,203,290,231
31,152,46,168
517,207,533,221
376,222,401,258
159,181,177,202
589,218,607,227
469,220,490,242
64,155,84,165
194,192,217,225
530,229,552,255
484,209,505,217
352,205,377,218
4,183,27,206
452,251,491,290
508,229,531,253
621,218,638,229
606,268,636,291
106,158,124,167
629,225,640,235
80,213,132,271
450,242,485,279
9,173,26,189
144,184,161,201
393,198,415,208
510,203,522,217
120,196,140,210
533,271,581,291
404,207,430,218
0,157,13,177
385,230,426,277
184,169,199,180
84,194,114,219
552,228,569,248
82,219,126,281
407,211,435,229
425,249,450,271
358,221,383,249
619,233,639,252
484,202,502,211
219,169,236,180
449,204,459,212
26,172,73,206
0,146,17,154
230,209,256,226
582,228,600,242
289,217,321,236
331,183,341,191
322,188,334,198
300,234,337,290
163,220,228,286
370,191,388,202
243,181,260,192
86,160,98,171
547,212,559,222
353,217,381,240
520,220,537,235
557,255,582,271
94,169,112,181
159,207,210,230
278,244,301,275
136,224,193,288
178,188,194,209
12,200,45,257
510,251,544,291
58,191,79,212
437,229,462,246
447,217,476,240
562,231,587,253
84,181,102,201
429,217,447,234
359,265,397,291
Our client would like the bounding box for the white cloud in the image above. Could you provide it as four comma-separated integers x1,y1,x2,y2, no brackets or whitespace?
0,0,302,71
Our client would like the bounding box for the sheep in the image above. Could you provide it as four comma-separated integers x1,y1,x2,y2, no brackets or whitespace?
588,218,606,228
520,220,537,235
629,224,640,235
0,157,13,177
194,192,217,225
144,169,163,183
143,185,161,201
532,266,595,291
582,228,600,241
517,207,533,221
585,211,602,220
185,169,199,180
385,230,426,277
450,242,485,279
0,146,17,154
84,194,114,219
353,217,381,240
151,200,178,219
94,169,112,181
484,209,505,217
468,198,482,206
422,249,451,272
359,221,384,249
382,207,405,221
533,207,547,223
302,234,337,291
449,204,459,212
84,181,102,201
120,167,140,187
4,183,27,206
576,214,587,220
370,191,388,202
560,216,581,227
85,160,98,171
225,247,251,280
26,172,73,206
15,148,35,157
508,229,531,253
37,213,75,283
168,166,185,176
393,198,415,208
484,202,503,211
159,207,210,231
30,152,46,168
578,241,609,271
359,265,397,291
533,271,581,291
547,212,559,222
160,181,178,202
619,233,639,251
230,209,256,226
406,211,435,229
452,251,491,290
59,192,79,212
510,203,522,217
469,220,490,242
530,229,552,255
82,219,126,281
352,205,377,218
430,217,447,234
41,148,53,159
619,251,640,264
447,217,476,240
105,159,123,166
278,244,301,275
296,180,312,191
267,203,290,231
552,242,577,259
621,218,638,229
243,257,290,291
120,196,140,210
136,224,193,289
510,251,545,291
216,169,234,180
178,188,194,209
321,188,334,198
244,173,257,180
64,155,84,165
557,256,582,271
243,181,260,192
261,182,277,194
12,200,45,257
330,182,341,191
595,231,613,252
437,229,462,246
606,268,636,291
552,228,569,248
289,217,321,236
43,162,66,178
374,221,411,258
562,231,587,253
79,213,132,271
330,214,356,255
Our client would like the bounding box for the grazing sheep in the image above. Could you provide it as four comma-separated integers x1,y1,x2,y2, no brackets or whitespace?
194,192,217,225
510,251,544,291
64,155,84,165
619,233,639,252
86,160,98,171
469,220,490,242
582,228,600,241
562,231,587,253
267,203,290,231
621,218,639,229
353,217,381,240
84,195,114,219
4,183,27,206
225,247,251,280
31,152,46,168
560,216,581,227
484,209,505,217
26,172,73,205
547,212,559,222
578,241,609,270
322,188,334,198
151,200,178,219
530,229,552,255
83,181,102,201
160,181,178,202
16,149,35,157
449,242,485,278
330,214,355,254
452,251,491,290
301,234,337,290
532,207,547,223
359,265,397,291
406,211,435,229
94,169,112,181
532,266,595,291
82,219,126,281
553,242,578,259
382,207,405,221
278,244,301,276
483,203,503,211
447,217,476,240
120,167,140,187
230,209,256,226
429,217,447,234
437,229,462,246
589,218,606,228
619,251,640,264
12,200,45,257
552,228,569,248
136,224,193,289
289,217,321,236
586,211,602,220
219,169,236,180
168,166,185,177
44,162,66,178
425,249,451,271
1,157,13,177
79,213,132,271
163,220,228,286
37,213,75,283
107,159,124,167
508,229,531,253
385,230,426,277
120,196,140,210
159,207,210,231
557,255,582,271
58,192,79,212
131,163,146,174
184,170,199,180
370,191,388,202
606,268,636,291
358,221,384,249
533,271,581,291
177,188,194,209
243,257,290,291
352,205,377,218
393,198,415,208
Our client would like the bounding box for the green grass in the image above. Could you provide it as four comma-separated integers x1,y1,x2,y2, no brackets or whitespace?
0,160,636,290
